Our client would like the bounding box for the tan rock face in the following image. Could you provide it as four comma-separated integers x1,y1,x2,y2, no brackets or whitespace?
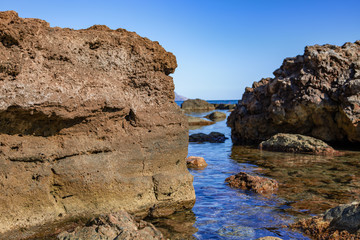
0,11,195,236
228,41,360,145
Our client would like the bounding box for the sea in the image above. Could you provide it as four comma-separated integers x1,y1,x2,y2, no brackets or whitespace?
147,100,360,239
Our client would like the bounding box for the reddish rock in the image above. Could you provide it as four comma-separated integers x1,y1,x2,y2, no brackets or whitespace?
228,41,360,145
186,156,208,169
225,172,278,194
0,11,195,237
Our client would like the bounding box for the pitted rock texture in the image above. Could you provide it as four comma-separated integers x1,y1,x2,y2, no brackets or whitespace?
57,210,164,240
228,41,360,145
0,11,195,237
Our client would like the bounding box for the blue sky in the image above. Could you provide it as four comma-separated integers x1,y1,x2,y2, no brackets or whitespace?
1,1,360,100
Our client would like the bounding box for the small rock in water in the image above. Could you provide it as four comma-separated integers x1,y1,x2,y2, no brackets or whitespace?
57,210,164,240
189,132,227,143
187,115,215,126
225,172,278,195
186,156,208,169
259,133,341,155
181,98,215,111
213,103,236,110
204,111,227,121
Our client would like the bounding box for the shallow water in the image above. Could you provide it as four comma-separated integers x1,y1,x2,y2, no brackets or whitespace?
149,107,360,239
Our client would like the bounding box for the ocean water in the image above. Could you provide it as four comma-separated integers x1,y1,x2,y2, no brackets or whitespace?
149,100,360,239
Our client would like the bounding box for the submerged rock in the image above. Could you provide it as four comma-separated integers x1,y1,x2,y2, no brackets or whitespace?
57,210,164,240
259,133,340,155
189,132,227,143
225,172,279,195
181,99,215,111
0,11,195,237
228,41,360,145
204,111,227,121
186,156,208,169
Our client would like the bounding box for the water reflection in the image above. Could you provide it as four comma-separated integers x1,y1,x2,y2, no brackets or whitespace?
231,146,360,215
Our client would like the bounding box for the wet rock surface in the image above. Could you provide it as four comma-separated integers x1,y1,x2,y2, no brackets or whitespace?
181,99,215,111
204,111,227,121
225,172,279,195
57,210,164,240
0,11,195,237
228,41,360,145
186,156,208,169
259,133,340,155
189,132,227,143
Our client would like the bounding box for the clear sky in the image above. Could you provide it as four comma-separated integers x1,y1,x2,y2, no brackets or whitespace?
1,0,359,100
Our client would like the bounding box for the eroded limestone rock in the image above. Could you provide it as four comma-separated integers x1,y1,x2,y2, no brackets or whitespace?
0,11,195,237
228,41,360,145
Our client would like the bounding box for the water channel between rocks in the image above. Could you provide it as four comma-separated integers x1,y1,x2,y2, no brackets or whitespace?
148,108,360,240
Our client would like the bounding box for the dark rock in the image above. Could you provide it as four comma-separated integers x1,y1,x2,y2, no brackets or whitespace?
204,111,227,121
0,10,195,236
186,156,208,169
189,132,227,143
259,133,341,155
181,99,215,111
225,172,279,194
57,210,164,240
292,202,360,239
228,41,360,145
323,202,360,233
213,103,236,110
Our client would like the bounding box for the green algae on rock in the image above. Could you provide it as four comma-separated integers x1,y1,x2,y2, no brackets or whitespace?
259,133,340,155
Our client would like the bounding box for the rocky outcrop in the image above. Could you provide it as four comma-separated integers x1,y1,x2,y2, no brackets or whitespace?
228,41,360,145
0,11,195,237
189,132,227,143
225,172,279,195
181,99,215,111
204,111,227,121
57,211,164,240
186,156,208,169
259,133,340,155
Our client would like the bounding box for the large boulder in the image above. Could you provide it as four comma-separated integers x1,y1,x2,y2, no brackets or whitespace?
186,115,214,126
228,41,360,145
259,133,340,155
181,98,215,111
0,11,195,237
